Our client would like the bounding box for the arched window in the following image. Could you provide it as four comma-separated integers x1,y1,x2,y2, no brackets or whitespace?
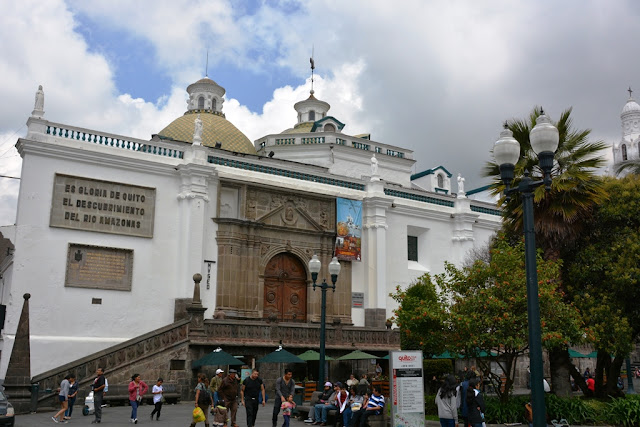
437,174,444,188
622,144,628,161
324,124,336,132
198,96,205,109
308,110,315,121
212,98,217,111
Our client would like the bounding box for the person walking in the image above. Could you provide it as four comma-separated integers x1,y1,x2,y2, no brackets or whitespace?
150,377,164,421
63,374,78,421
466,378,485,427
191,373,214,427
91,367,107,424
241,369,266,427
212,400,228,427
280,395,296,427
272,369,295,427
52,374,70,423
128,373,149,424
210,369,224,406
220,369,241,427
435,375,459,427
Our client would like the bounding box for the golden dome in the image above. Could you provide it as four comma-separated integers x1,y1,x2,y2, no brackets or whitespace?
157,111,256,155
281,122,314,134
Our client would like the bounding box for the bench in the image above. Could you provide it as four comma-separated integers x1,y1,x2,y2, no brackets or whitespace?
102,383,180,406
297,391,338,425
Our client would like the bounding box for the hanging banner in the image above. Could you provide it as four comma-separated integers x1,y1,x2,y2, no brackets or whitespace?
390,350,425,427
335,198,362,261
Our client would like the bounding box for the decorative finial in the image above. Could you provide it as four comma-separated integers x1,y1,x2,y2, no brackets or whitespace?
540,107,545,115
457,173,466,198
629,86,633,98
503,121,508,129
205,47,209,77
310,45,315,94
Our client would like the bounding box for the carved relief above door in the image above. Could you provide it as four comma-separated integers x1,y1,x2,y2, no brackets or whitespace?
263,253,307,322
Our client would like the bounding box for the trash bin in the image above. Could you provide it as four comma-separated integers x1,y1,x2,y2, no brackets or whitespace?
30,382,40,412
293,385,304,415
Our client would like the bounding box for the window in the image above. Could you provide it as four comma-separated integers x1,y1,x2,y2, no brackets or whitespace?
622,144,628,161
308,110,315,121
437,174,444,188
407,236,418,261
212,98,217,111
198,96,205,109
324,124,335,132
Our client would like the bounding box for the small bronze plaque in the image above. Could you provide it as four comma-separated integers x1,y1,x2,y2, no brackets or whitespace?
65,244,133,291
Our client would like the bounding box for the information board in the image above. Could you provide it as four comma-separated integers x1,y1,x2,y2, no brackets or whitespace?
389,350,425,427
65,243,133,291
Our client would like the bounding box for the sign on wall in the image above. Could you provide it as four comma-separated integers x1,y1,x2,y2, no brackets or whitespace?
389,350,425,427
50,174,156,238
65,243,133,291
352,292,364,308
335,198,362,261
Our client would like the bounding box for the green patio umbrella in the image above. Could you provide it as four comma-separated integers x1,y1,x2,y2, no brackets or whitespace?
568,349,598,358
192,347,244,369
297,350,334,361
256,346,306,364
337,350,378,360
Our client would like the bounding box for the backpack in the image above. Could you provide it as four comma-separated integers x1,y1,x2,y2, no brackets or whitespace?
197,384,211,406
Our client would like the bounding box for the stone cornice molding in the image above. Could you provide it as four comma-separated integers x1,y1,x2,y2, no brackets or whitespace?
17,137,180,176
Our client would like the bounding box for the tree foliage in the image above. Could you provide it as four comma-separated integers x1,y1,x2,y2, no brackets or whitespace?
389,274,447,357
563,176,640,396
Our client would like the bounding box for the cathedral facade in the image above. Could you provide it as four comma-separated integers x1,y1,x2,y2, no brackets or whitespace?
0,76,501,378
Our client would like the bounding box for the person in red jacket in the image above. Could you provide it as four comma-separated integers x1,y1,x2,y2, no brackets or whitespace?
128,373,149,424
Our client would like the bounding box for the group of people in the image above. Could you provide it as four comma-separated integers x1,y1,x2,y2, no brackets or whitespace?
52,367,166,424
434,372,486,427
302,375,384,427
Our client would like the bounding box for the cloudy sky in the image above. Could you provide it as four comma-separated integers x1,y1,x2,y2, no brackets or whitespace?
0,0,638,226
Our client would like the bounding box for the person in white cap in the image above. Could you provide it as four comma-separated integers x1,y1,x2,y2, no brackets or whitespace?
304,382,333,423
210,369,225,406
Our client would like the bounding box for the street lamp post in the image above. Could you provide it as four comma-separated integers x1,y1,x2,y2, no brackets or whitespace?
493,110,559,427
308,254,341,390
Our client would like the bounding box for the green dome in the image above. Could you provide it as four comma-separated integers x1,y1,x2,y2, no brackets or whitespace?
158,111,256,155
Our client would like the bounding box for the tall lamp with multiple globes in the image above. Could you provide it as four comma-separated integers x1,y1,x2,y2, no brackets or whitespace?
493,110,559,427
308,254,341,390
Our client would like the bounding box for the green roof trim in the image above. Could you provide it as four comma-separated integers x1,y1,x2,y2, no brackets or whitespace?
384,188,454,207
470,205,502,216
466,184,492,196
310,116,346,132
411,165,452,180
208,156,365,191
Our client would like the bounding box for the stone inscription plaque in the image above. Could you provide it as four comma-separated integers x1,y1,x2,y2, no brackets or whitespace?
65,244,133,291
50,174,156,238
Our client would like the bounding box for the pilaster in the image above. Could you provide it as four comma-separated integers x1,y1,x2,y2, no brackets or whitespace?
451,195,479,264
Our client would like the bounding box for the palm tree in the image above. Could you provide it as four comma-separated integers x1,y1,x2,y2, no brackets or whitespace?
484,106,609,396
484,106,608,259
615,159,640,175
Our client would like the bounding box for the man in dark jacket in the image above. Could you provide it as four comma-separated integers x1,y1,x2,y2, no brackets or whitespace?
220,369,240,427
272,369,295,427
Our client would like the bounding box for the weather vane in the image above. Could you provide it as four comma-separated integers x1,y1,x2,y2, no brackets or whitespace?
310,45,315,93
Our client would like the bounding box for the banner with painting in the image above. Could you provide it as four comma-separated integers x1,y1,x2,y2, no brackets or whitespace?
335,198,362,261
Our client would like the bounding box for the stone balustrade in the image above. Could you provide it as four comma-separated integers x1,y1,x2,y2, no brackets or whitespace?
44,122,185,159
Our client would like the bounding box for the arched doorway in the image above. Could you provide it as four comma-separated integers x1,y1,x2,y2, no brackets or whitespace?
264,253,307,322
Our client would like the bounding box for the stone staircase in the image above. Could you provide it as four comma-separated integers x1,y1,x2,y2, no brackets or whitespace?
31,319,190,410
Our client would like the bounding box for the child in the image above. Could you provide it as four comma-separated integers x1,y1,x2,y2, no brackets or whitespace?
211,399,229,427
281,394,296,427
150,377,164,421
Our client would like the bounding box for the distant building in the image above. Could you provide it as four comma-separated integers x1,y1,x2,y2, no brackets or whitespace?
612,89,640,168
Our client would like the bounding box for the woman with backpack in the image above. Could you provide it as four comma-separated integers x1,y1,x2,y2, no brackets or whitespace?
191,373,214,427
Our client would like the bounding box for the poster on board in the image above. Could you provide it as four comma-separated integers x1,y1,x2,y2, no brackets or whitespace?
335,198,362,261
390,350,425,427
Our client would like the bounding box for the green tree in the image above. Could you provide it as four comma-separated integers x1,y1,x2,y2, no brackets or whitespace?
563,176,640,397
483,107,608,395
614,159,640,175
438,237,583,403
389,274,447,358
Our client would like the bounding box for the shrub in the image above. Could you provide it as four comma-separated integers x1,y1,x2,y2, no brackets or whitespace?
423,359,453,380
484,395,529,424
604,395,640,427
545,394,597,425
424,394,437,416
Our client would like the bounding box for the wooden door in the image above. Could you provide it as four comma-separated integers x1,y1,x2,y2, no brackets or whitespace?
264,253,307,322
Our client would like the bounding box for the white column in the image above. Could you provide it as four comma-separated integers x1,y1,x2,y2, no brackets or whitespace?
451,195,479,265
